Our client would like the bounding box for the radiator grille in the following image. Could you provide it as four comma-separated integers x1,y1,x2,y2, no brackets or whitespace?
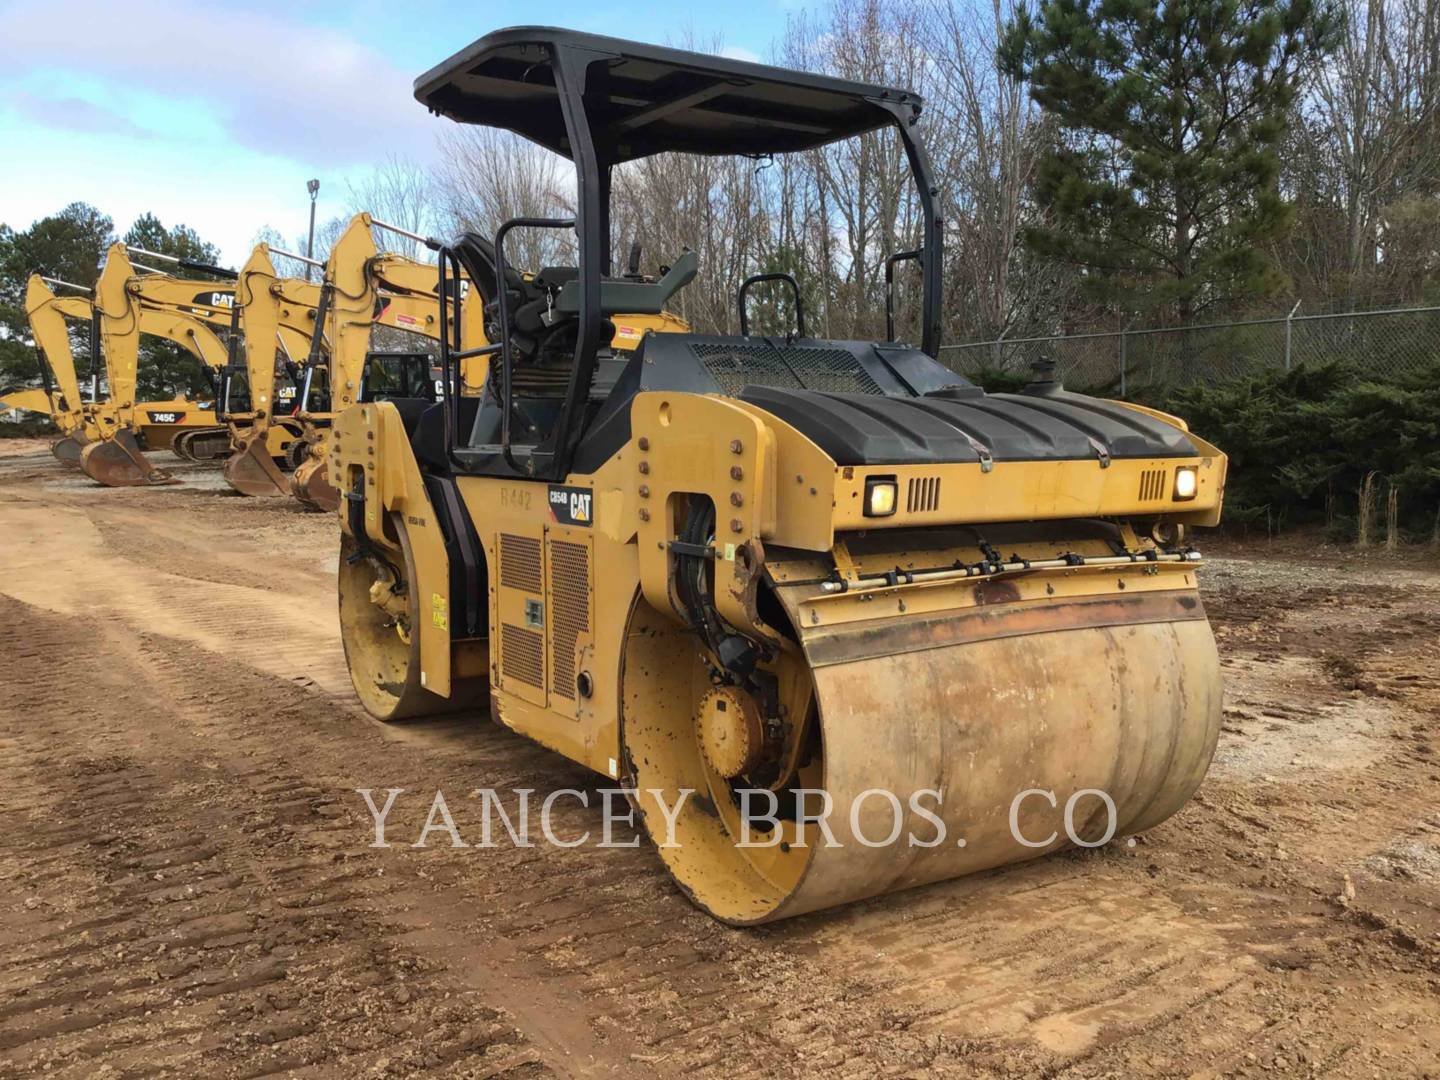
1138,468,1167,502
692,342,883,396
547,540,591,699
499,533,543,593
906,476,941,513
500,624,544,688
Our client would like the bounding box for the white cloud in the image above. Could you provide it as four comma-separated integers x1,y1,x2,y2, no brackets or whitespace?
0,0,440,167
719,45,764,64
11,92,150,138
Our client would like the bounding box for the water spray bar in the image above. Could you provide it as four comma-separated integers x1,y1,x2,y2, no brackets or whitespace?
819,550,1203,595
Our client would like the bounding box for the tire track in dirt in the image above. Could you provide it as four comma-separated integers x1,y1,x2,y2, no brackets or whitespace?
0,600,553,1078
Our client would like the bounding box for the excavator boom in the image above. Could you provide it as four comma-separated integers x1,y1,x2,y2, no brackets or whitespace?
219,244,309,497
78,245,241,486
23,276,93,462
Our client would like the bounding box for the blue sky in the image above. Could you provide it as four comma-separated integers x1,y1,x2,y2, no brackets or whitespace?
0,0,791,264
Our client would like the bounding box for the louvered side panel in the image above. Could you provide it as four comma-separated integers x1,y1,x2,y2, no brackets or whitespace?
906,476,942,513
500,625,544,688
1138,468,1166,502
499,533,543,593
547,539,591,701
496,529,547,705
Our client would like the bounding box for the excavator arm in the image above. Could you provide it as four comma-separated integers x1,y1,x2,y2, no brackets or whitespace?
79,245,241,485
286,213,489,509
219,244,324,496
23,276,91,456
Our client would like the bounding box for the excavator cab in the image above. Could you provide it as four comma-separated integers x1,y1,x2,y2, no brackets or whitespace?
359,351,439,403
335,28,1227,924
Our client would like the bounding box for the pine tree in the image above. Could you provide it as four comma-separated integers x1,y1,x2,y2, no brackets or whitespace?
999,0,1340,322
0,203,115,390
123,213,220,267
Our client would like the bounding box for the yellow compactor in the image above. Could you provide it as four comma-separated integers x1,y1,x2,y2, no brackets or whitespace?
333,29,1227,924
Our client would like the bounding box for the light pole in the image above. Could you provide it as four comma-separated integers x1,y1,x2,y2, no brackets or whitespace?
305,179,320,281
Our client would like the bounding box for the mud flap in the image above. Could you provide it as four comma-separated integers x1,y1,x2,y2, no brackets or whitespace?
79,430,178,487
221,429,290,497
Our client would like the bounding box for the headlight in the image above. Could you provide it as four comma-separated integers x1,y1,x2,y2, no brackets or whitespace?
864,476,898,517
1173,466,1198,501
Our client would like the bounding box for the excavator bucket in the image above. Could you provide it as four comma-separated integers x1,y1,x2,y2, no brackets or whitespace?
221,430,290,497
78,429,178,486
289,455,339,512
51,433,87,466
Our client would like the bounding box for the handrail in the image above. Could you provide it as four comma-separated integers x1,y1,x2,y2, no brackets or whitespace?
738,271,805,340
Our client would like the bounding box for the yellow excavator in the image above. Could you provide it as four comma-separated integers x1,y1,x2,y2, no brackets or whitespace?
17,275,96,462
119,246,313,466
19,272,234,473
333,30,1228,924
284,213,485,509
218,238,454,499
218,243,338,496
77,244,251,484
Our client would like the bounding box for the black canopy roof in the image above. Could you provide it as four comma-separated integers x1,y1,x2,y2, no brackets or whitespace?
413,26,923,163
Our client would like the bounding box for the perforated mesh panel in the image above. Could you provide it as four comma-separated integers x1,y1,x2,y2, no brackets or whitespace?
547,540,590,699
501,624,544,688
692,342,884,396
499,534,543,593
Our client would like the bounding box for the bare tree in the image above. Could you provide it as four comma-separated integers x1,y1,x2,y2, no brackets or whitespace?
347,154,439,261
1284,0,1440,306
251,217,346,278
927,0,1064,340
432,128,576,270
781,0,931,342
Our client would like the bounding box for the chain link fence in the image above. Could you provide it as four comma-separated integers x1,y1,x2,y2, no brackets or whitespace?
938,304,1440,394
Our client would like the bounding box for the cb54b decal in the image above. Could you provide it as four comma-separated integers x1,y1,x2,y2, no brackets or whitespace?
548,485,593,527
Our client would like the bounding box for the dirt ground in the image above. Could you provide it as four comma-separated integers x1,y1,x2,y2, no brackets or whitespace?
1,445,1437,1079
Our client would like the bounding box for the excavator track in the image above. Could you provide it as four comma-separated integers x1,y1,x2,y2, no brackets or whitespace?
172,426,232,462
